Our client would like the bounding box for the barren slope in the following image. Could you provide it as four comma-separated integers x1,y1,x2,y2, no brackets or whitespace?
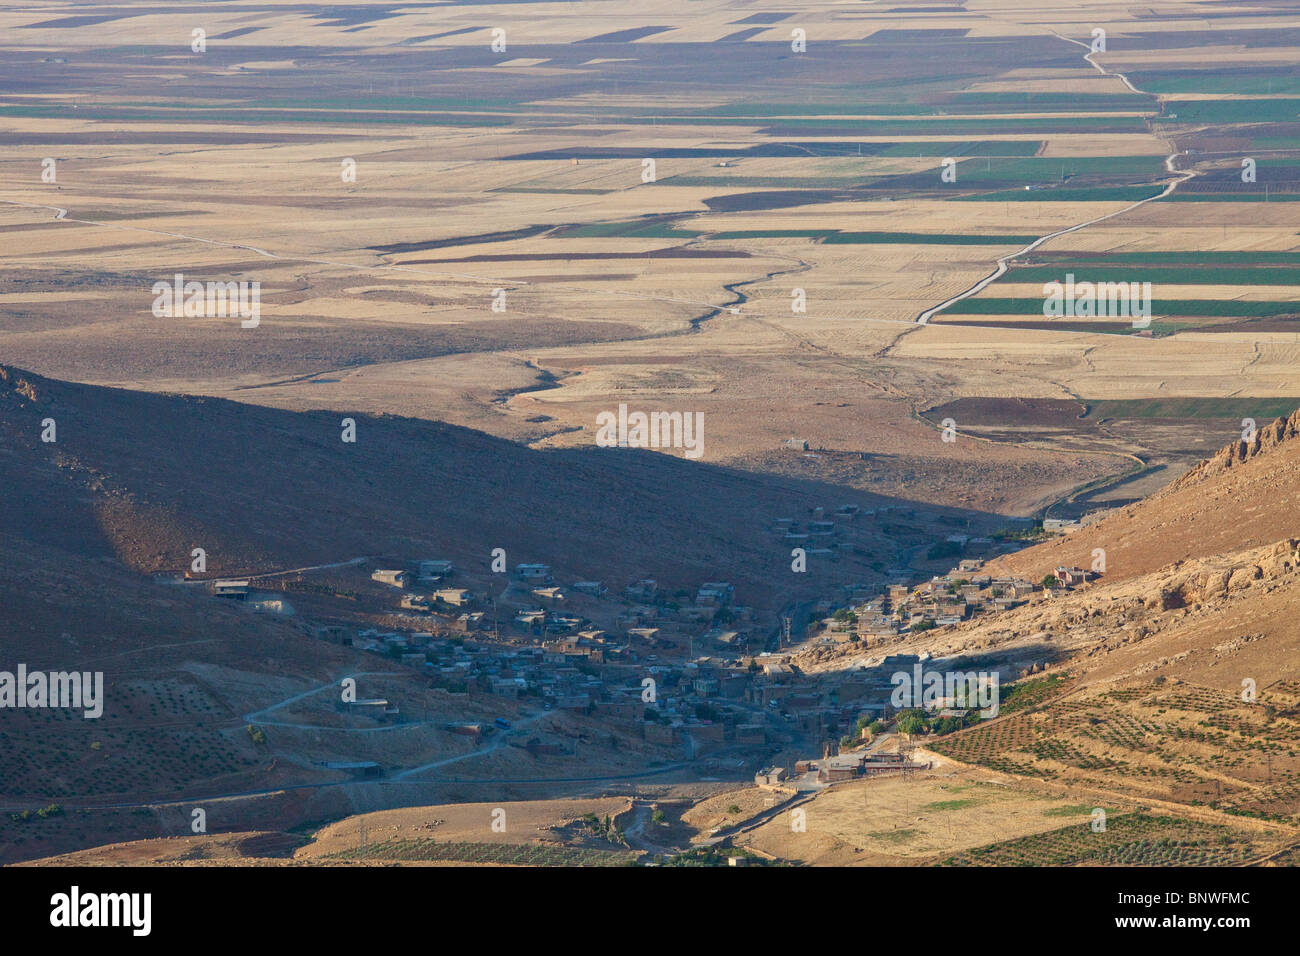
0,363,905,608
994,408,1300,584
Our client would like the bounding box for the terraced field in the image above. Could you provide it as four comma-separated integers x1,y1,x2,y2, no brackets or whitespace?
7,0,1300,874
944,813,1268,866
932,682,1300,822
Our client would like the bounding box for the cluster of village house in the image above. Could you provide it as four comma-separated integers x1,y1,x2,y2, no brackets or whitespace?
766,501,1094,641
205,558,790,752
825,559,1099,641
768,501,997,566
321,624,979,762
207,555,959,756
200,505,1091,764
363,560,760,656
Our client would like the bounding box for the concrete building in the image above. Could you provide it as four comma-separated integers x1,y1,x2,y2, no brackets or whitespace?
211,579,250,599
514,563,552,582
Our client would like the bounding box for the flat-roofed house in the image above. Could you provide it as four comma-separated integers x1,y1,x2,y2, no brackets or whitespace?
211,579,250,600
514,563,552,582
434,587,474,607
1054,566,1094,587
1043,518,1080,533
372,569,409,588
400,593,430,612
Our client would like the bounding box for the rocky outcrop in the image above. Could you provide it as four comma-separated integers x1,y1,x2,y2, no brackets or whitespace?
1142,539,1296,609
1170,408,1300,490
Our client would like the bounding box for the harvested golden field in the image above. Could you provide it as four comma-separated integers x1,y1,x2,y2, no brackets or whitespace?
737,771,1109,864
8,0,1300,880
299,797,633,858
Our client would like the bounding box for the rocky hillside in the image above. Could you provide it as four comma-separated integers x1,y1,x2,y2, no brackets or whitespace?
993,406,1300,586
1170,408,1300,489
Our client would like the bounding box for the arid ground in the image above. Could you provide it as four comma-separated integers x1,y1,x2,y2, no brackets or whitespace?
6,0,1300,866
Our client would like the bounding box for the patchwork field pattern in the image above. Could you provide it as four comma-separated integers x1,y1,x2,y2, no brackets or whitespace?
7,0,1300,872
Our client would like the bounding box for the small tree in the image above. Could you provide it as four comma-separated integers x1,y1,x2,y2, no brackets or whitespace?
896,710,929,736
932,716,962,736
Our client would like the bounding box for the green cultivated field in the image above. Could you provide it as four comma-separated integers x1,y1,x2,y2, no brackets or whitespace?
946,91,1156,112
1163,193,1300,203
558,221,700,239
943,298,1300,317
1029,252,1300,265
711,229,835,239
823,231,1038,245
689,93,1153,115
1131,71,1300,95
644,117,1150,135
1157,98,1300,124
958,186,1165,202
952,156,1167,182
1005,266,1300,285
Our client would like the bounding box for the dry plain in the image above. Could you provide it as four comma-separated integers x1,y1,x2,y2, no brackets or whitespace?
6,0,1300,867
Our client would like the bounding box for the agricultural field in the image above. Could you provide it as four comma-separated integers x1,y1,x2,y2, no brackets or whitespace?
325,839,636,866
7,0,1300,878
724,763,1269,866
3,0,1298,522
930,681,1300,822
297,797,640,866
945,812,1273,867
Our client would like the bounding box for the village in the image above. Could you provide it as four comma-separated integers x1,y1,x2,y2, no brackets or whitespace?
182,501,1101,781
830,558,1100,642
